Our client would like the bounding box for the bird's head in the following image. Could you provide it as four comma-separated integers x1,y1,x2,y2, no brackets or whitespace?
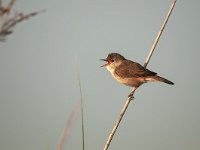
101,53,125,71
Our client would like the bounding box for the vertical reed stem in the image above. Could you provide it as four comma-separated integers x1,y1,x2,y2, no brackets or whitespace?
144,0,177,68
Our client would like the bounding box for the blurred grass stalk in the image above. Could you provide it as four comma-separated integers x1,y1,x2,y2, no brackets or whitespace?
56,64,85,150
56,103,81,150
77,66,85,150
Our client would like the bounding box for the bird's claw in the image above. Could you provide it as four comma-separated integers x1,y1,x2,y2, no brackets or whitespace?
128,93,134,99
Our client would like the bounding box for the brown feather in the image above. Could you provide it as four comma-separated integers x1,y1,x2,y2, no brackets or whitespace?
115,60,157,78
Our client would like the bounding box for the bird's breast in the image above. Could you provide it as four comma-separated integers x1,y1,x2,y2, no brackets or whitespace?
106,66,124,83
107,68,145,87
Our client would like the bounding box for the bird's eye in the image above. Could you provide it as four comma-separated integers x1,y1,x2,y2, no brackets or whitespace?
111,59,114,62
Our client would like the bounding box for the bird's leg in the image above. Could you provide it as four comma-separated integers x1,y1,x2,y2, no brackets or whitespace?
128,87,137,99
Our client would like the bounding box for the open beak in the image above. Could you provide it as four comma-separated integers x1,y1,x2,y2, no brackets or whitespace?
100,59,109,67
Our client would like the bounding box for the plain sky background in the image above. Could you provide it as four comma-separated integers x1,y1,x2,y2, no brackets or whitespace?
0,0,200,150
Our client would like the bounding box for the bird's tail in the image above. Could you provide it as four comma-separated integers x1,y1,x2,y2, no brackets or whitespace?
146,75,174,85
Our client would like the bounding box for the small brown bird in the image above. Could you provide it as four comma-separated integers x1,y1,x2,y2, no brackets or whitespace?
101,53,174,97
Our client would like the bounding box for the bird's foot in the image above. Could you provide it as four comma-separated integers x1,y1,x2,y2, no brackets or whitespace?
128,92,134,99
128,87,138,99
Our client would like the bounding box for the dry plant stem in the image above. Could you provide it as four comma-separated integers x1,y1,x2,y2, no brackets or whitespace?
0,10,45,35
4,10,45,31
104,0,177,150
104,87,136,150
0,0,45,40
6,0,15,12
0,0,15,14
144,0,177,68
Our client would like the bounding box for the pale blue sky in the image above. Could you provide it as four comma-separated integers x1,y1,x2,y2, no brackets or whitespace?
0,0,200,150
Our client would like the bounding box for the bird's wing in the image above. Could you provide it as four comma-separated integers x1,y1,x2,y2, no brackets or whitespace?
115,60,157,78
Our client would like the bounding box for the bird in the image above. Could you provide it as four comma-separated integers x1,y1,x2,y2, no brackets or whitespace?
101,53,174,97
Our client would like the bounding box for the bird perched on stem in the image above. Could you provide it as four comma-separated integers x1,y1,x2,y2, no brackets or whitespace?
101,53,174,97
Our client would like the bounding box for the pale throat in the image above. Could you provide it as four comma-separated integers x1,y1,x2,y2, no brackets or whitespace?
105,61,121,74
106,65,124,84
106,65,115,74
106,65,118,79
